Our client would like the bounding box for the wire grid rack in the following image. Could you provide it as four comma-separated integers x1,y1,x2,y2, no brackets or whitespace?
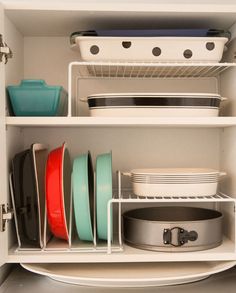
68,61,236,116
10,170,236,254
69,61,236,79
106,171,236,253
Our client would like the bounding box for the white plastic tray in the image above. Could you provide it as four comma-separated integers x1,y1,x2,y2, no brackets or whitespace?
21,261,236,287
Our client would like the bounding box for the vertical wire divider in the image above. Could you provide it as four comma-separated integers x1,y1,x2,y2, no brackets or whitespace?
122,63,127,78
93,169,97,248
161,64,170,78
9,172,22,250
68,176,73,249
178,65,191,78
107,198,113,254
117,170,123,248
108,63,111,78
142,65,150,78
163,65,175,78
75,76,79,117
194,65,211,78
185,65,199,78
214,66,229,77
68,62,74,117
129,65,135,78
91,64,96,77
157,65,166,78
43,197,48,250
218,65,232,76
115,64,119,78
185,65,192,77
214,201,220,212
172,65,183,78
199,65,218,78
234,201,236,254
92,64,97,77
195,65,209,78
165,65,176,78
135,64,143,78
205,65,221,77
101,64,104,78
150,65,159,78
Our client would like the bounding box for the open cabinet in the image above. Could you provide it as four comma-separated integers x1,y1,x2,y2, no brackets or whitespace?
2,0,236,287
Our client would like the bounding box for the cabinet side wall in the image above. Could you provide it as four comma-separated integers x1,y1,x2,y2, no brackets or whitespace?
4,16,25,253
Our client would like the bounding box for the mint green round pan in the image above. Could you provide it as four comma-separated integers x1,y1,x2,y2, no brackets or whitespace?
96,152,113,240
72,152,94,242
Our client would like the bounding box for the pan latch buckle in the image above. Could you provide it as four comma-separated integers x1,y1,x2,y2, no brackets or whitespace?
163,227,198,247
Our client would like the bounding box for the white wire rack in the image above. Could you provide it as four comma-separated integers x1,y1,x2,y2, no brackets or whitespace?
106,171,236,253
68,61,236,116
69,61,236,79
10,169,236,254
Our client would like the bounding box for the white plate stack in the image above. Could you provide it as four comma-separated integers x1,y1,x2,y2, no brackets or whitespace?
128,168,225,197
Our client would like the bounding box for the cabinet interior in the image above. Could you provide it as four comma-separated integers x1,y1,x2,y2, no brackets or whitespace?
3,7,236,263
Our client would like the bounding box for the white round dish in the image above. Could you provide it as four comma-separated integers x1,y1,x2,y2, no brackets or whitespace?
21,261,236,287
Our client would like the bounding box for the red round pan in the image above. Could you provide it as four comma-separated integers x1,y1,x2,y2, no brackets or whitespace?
46,143,71,241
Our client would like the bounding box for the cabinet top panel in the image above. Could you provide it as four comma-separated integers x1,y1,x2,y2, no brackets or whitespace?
3,1,236,36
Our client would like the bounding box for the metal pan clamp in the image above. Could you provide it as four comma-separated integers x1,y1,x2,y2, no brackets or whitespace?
163,227,198,247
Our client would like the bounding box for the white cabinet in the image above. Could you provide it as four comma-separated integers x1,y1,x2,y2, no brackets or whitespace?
1,1,236,283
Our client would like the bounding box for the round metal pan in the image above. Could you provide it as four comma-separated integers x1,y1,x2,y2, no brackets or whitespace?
123,207,223,252
12,148,41,248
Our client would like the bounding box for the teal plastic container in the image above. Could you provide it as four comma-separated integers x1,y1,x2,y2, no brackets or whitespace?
7,80,68,116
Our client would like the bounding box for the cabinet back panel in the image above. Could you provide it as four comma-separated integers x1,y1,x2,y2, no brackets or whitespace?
22,127,220,187
220,127,236,197
23,37,218,116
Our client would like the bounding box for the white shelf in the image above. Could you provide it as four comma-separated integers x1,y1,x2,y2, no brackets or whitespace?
7,237,236,263
6,117,236,127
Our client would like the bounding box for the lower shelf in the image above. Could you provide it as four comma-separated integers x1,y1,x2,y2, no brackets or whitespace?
7,236,236,263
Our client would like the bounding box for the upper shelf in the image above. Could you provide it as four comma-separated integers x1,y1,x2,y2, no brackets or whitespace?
71,62,236,79
6,117,236,128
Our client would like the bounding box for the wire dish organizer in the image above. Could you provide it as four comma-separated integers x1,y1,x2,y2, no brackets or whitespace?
8,170,236,254
9,172,123,254
67,61,236,117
